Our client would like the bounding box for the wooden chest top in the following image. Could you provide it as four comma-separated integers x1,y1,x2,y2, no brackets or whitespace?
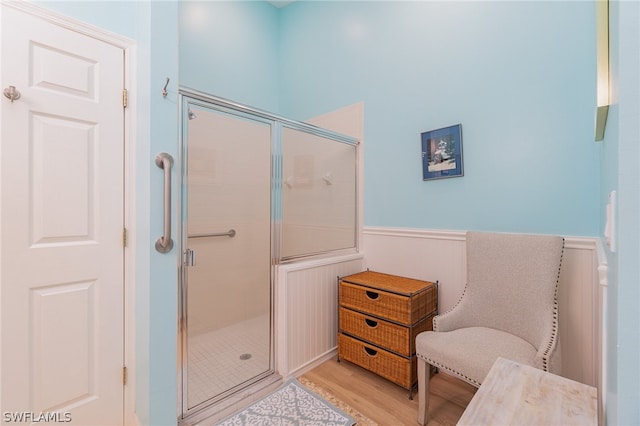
340,271,434,296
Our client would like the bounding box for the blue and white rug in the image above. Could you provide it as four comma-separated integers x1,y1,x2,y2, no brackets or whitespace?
217,378,356,426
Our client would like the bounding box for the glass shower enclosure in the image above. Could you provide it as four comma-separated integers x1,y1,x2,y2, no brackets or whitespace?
178,88,359,420
179,93,274,417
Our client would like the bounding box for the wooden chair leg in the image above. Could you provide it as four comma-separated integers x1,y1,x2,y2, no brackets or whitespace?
417,357,430,425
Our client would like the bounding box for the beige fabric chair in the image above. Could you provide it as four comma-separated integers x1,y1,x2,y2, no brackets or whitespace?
415,231,564,425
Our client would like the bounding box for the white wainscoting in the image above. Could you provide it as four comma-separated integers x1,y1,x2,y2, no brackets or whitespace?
274,227,606,422
275,253,364,377
362,227,603,391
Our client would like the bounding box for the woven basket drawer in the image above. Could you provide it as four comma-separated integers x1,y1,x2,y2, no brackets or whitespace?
338,333,416,389
340,308,433,356
340,280,435,325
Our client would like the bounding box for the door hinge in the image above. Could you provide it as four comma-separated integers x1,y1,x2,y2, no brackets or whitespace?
184,249,196,267
123,228,128,247
123,88,128,108
123,366,128,385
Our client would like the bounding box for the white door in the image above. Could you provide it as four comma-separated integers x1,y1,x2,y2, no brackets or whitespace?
1,5,125,425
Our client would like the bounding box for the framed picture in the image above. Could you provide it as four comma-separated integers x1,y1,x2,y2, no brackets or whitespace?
421,123,464,180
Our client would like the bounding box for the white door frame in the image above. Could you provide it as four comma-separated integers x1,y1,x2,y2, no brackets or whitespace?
0,1,138,424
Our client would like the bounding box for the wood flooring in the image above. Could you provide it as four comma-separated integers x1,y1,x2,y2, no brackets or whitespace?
300,357,477,426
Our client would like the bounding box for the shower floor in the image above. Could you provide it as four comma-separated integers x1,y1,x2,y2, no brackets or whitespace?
187,314,271,409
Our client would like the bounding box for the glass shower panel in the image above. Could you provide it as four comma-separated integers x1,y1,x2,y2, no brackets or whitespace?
183,103,273,412
281,126,357,259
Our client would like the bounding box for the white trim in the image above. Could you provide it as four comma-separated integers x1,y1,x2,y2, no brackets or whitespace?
564,236,599,251
364,226,466,241
1,2,138,424
595,238,608,426
363,226,598,250
596,238,609,287
277,252,364,273
286,348,338,379
4,0,134,48
123,44,139,426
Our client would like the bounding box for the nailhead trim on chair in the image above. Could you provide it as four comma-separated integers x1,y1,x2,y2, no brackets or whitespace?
540,238,565,372
416,353,481,388
433,285,468,333
424,280,479,387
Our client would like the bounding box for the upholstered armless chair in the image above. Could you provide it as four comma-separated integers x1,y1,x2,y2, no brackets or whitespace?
415,231,564,425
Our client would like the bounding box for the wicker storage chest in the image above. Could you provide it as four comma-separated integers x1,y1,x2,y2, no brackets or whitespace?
338,271,437,395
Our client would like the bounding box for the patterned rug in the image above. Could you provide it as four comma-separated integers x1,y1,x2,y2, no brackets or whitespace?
297,377,378,426
216,378,356,425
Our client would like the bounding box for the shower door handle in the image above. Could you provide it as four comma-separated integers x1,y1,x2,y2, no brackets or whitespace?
155,152,174,253
188,229,236,239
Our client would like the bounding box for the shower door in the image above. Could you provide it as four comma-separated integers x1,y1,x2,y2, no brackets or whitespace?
180,97,274,416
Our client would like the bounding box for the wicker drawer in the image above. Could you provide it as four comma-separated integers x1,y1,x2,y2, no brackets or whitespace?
339,272,437,325
338,333,417,389
339,307,433,356
338,271,437,394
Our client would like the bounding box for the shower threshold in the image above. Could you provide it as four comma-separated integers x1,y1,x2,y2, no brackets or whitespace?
179,373,282,426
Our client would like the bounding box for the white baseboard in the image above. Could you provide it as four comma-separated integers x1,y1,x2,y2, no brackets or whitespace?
286,348,338,379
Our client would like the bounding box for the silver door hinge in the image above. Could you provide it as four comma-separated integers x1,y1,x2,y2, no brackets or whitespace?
123,228,128,248
123,88,128,108
184,249,196,267
123,366,128,385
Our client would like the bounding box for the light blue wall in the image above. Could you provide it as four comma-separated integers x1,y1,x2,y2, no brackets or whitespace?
279,1,600,236
33,0,143,39
179,1,280,112
602,1,640,424
149,2,180,425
